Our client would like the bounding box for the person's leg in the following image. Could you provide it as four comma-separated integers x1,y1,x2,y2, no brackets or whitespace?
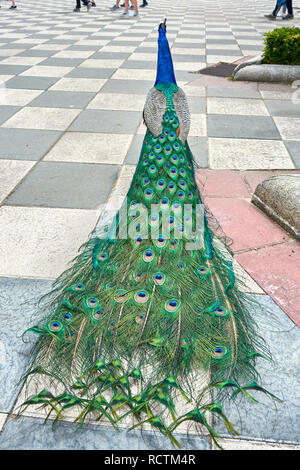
9,0,17,8
130,0,138,13
73,0,81,11
283,0,293,16
272,0,282,16
265,0,281,18
111,0,120,10
120,0,129,14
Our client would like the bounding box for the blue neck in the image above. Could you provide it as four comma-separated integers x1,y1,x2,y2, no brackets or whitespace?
155,23,177,87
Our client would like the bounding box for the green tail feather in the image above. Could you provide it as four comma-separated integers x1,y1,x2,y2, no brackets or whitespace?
20,80,276,448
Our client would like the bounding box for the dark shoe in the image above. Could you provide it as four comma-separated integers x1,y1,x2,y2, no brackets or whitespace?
9,5,17,8
73,7,80,11
140,0,148,6
91,2,96,5
264,13,276,19
110,4,119,10
120,2,125,6
282,14,294,19
129,5,134,9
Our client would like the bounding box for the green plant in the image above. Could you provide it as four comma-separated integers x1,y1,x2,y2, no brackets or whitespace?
262,27,300,65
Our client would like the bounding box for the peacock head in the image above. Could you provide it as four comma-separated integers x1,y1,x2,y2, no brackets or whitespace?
142,20,190,143
155,19,177,88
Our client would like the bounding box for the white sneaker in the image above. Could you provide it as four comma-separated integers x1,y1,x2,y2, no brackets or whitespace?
120,10,128,15
129,11,138,16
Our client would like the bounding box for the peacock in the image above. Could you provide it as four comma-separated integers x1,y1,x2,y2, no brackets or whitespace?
20,20,279,448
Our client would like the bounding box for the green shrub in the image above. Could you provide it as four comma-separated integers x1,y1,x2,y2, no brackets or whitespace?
262,27,300,65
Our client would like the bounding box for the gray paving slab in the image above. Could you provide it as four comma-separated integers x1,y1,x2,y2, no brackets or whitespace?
66,67,115,79
135,47,157,53
234,35,263,40
207,115,281,140
0,43,35,50
29,34,63,40
5,161,120,210
0,415,210,450
173,42,206,49
187,96,206,114
177,34,205,38
125,133,145,164
66,45,102,51
120,60,156,70
0,277,53,412
3,75,60,90
0,128,62,161
28,90,95,109
207,88,261,99
0,106,21,125
100,78,155,94
0,37,24,43
214,295,300,444
206,49,242,56
206,39,238,44
69,109,141,134
91,51,131,59
113,41,142,47
284,141,300,169
172,54,206,63
175,70,197,82
240,44,264,50
16,49,59,57
188,136,208,167
39,57,86,67
265,99,300,118
0,64,30,75
43,39,79,44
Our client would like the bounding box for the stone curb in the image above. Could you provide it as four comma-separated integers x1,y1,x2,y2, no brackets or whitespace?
233,55,300,82
233,54,263,75
234,64,300,82
251,174,300,239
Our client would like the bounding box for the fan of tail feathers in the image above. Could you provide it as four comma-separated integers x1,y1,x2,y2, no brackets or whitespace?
20,20,280,448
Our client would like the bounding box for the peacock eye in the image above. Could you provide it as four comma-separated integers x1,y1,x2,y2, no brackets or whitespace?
136,314,145,324
165,299,181,312
72,283,86,292
212,346,227,358
49,320,63,332
62,313,72,322
135,290,149,303
143,249,154,262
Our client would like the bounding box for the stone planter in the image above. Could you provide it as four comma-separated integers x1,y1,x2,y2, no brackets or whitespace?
233,55,300,82
252,175,300,239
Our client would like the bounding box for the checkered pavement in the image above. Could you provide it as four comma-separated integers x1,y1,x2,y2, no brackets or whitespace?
0,0,300,450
